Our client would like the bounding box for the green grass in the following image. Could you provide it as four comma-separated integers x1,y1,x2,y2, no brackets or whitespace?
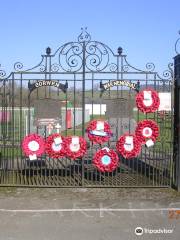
0,110,173,159
61,129,82,136
0,147,22,158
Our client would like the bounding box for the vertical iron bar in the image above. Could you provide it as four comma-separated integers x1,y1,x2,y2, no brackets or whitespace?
174,54,180,191
12,73,15,185
20,73,23,184
116,55,120,186
82,41,86,137
92,73,94,120
170,76,174,187
81,41,86,187
2,78,6,184
73,74,76,135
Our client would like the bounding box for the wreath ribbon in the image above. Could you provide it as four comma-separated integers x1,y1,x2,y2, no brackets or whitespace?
86,120,112,144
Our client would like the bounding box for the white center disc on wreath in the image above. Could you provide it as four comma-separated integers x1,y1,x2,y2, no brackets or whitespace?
70,143,80,152
52,142,62,152
142,127,153,138
28,141,40,152
124,136,134,152
101,155,111,165
143,91,153,106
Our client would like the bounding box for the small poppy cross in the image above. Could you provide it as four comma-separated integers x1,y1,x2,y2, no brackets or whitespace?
55,123,61,133
47,123,54,135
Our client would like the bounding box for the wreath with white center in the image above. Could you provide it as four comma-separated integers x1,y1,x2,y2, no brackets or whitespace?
64,136,87,159
93,147,119,172
135,119,159,147
22,134,45,160
136,89,160,113
45,133,65,158
116,134,141,159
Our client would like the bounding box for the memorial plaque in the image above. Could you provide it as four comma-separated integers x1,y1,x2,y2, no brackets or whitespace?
105,98,133,118
34,99,61,126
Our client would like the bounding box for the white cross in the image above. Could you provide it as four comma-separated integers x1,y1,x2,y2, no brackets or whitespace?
55,123,61,133
47,123,54,135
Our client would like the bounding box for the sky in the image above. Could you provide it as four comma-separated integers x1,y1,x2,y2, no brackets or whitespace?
0,0,180,76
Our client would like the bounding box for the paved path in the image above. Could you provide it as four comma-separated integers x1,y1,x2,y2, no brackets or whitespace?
0,188,180,240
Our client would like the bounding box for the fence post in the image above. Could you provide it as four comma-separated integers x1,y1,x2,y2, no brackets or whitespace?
174,54,180,191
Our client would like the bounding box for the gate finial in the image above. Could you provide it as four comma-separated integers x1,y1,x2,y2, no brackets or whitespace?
46,47,51,55
117,47,123,55
78,27,91,42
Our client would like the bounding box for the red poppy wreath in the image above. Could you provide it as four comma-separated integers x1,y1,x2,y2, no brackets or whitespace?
93,147,119,172
136,89,160,113
22,133,45,159
64,136,87,159
116,134,141,159
86,120,112,144
45,133,65,159
135,119,159,147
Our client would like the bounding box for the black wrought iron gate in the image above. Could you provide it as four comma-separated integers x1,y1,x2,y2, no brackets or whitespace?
0,29,174,187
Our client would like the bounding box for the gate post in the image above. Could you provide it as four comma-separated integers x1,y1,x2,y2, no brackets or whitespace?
174,54,180,191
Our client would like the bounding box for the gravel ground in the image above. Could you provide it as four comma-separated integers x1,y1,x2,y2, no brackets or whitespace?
0,187,180,240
